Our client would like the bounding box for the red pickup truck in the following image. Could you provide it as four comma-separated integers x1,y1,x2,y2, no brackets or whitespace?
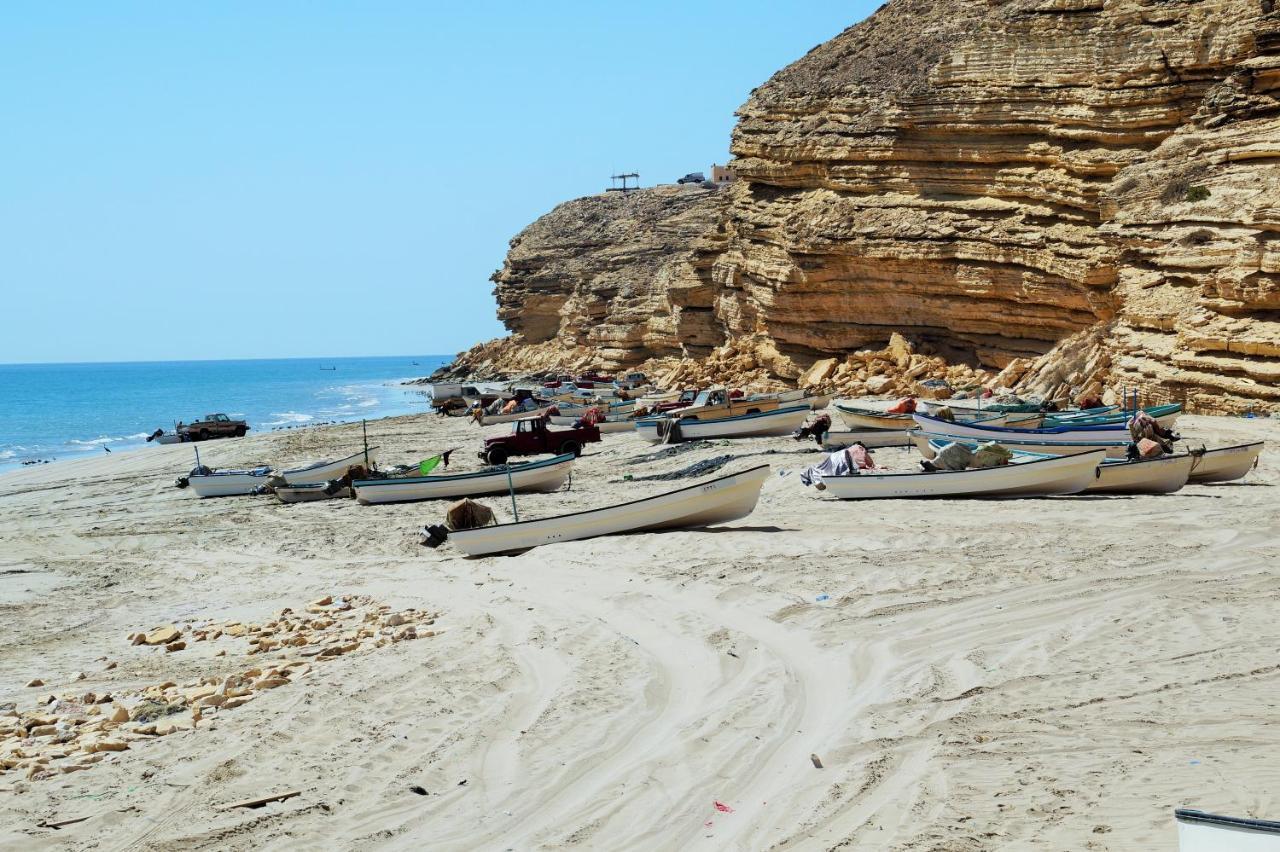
479,416,601,465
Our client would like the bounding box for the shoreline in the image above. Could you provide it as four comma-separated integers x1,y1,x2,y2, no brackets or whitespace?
1,409,1276,847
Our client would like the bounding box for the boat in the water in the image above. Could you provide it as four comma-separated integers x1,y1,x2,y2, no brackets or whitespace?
913,430,1133,459
817,450,1105,500
441,464,771,556
925,439,1193,494
823,429,915,451
1175,808,1280,851
635,405,809,443
353,453,574,505
280,448,378,486
1188,441,1265,483
185,467,273,498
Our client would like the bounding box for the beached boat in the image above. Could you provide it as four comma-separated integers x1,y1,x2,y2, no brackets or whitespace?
925,439,1193,494
823,429,915,451
547,415,636,434
353,453,574,505
1188,441,1265,483
834,402,1008,431
554,399,636,416
275,482,350,503
1044,403,1181,430
635,405,809,443
913,430,1133,459
186,467,272,498
662,388,782,422
442,464,771,556
913,412,1134,444
818,450,1105,500
280,448,378,485
479,406,550,425
1175,808,1280,851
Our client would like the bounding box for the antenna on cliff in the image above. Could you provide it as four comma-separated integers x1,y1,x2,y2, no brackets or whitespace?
607,172,639,193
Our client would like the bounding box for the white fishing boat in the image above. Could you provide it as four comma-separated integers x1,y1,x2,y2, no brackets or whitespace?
547,415,636,434
823,429,915,451
1176,808,1280,851
1188,441,1265,483
280,448,378,485
835,402,1007,431
442,464,771,557
275,482,350,503
635,405,809,443
353,453,574,505
925,439,1193,494
185,467,273,498
818,450,1104,499
913,411,1133,444
479,406,550,425
554,399,636,416
153,433,183,445
914,430,1133,459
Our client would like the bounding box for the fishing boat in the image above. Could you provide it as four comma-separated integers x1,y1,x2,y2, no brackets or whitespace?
635,405,809,443
835,402,1008,431
352,453,574,505
441,464,771,557
547,415,636,434
1188,441,1265,483
817,450,1105,500
280,448,378,485
554,399,636,416
1175,808,1280,851
913,430,1133,459
153,433,183,445
1044,403,1181,429
823,430,915,451
275,482,350,503
478,406,551,425
925,439,1193,494
185,467,273,498
913,412,1134,444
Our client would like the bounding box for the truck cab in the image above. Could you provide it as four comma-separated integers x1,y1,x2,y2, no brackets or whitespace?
479,416,601,465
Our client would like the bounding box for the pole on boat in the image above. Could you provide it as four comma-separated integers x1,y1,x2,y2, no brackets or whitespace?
193,444,201,471
362,419,369,473
505,464,519,523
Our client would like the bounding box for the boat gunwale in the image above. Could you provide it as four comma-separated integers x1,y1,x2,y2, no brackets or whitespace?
1175,808,1280,834
281,447,379,476
914,411,1130,436
924,438,1193,468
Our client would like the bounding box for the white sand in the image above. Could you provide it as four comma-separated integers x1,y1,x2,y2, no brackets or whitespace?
1,411,1278,849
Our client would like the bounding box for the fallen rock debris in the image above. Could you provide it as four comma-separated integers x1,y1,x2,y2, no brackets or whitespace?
2,595,441,782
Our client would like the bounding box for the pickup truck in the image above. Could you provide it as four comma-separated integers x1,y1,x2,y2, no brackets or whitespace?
179,413,249,441
479,416,600,465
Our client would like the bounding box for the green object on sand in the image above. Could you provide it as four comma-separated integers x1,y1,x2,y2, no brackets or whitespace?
419,455,443,476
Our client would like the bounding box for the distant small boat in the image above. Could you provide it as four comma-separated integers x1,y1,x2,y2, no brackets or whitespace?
441,464,771,557
319,366,336,371
1175,808,1280,851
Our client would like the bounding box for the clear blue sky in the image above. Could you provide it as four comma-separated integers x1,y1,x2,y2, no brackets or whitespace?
0,2,872,364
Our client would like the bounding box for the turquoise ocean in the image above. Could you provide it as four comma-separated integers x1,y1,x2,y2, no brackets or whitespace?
0,355,451,472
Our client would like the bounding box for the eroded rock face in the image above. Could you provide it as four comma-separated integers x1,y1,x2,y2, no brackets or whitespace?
449,0,1280,413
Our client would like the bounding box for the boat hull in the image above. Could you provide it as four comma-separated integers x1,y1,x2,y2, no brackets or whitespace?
1176,809,1280,852
353,454,574,505
635,405,809,443
913,412,1131,443
1188,442,1265,483
823,430,915,450
187,472,271,497
281,449,378,485
1091,453,1193,494
820,451,1105,499
547,416,635,433
480,407,551,425
446,465,771,556
276,483,350,503
914,432,1133,459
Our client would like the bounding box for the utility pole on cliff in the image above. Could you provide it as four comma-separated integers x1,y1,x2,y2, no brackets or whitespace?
607,172,639,193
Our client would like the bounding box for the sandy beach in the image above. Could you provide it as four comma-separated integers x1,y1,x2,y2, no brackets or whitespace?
1,410,1278,850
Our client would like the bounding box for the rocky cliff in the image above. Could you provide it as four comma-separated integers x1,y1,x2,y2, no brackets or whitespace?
447,0,1280,413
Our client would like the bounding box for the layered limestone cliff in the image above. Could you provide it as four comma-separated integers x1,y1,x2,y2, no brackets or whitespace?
448,0,1280,413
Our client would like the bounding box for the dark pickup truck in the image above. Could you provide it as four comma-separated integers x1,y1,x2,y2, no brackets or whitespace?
479,416,601,465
